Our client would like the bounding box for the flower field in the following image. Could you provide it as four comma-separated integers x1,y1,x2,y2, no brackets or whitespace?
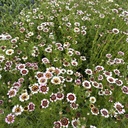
0,0,128,128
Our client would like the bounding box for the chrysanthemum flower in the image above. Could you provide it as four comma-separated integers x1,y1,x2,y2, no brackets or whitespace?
91,107,99,115
29,83,39,94
106,76,115,84
5,113,15,124
51,76,61,85
85,69,93,75
89,96,96,104
20,68,29,75
19,92,30,102
70,102,78,110
39,84,49,94
100,108,109,118
0,55,5,62
44,71,53,79
7,88,17,98
54,121,62,128
66,93,76,103
56,92,64,100
50,93,57,102
5,49,14,55
114,102,125,114
121,86,128,94
28,102,35,112
82,80,91,89
115,79,123,86
60,117,70,128
71,119,79,128
38,77,48,85
40,99,49,108
12,105,24,116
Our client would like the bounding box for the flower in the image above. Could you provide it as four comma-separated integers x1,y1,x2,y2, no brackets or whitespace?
40,99,49,108
85,69,93,75
66,93,76,103
5,113,15,124
71,119,79,128
54,121,62,128
100,108,109,118
39,84,49,94
29,83,39,94
91,107,99,115
89,96,96,104
70,102,78,110
82,80,91,89
51,76,61,85
19,92,30,102
5,49,14,55
114,102,125,114
44,71,53,79
28,102,35,112
56,92,64,100
7,88,17,98
121,86,128,94
0,55,5,62
50,93,57,102
20,68,29,75
12,105,24,116
106,76,115,84
60,117,70,127
115,79,123,86
38,77,48,85
112,28,119,34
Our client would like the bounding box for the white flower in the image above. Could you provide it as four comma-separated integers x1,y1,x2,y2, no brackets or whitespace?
19,92,30,102
89,96,96,103
5,49,14,55
51,76,61,85
12,105,24,116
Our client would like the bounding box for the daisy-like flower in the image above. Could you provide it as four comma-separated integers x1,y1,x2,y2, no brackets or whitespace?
82,80,91,89
20,68,29,76
17,64,26,70
7,88,17,98
95,65,104,71
46,67,55,73
29,83,39,94
103,71,112,77
66,93,76,103
60,117,70,128
85,69,93,75
44,71,53,79
12,105,24,116
71,119,79,128
115,79,123,86
104,89,112,96
113,69,120,76
112,28,119,34
100,108,109,118
50,93,57,102
39,84,49,94
54,121,62,128
67,70,73,75
0,55,5,62
19,92,30,102
91,107,99,115
35,71,44,79
121,86,128,94
54,68,61,75
70,102,78,110
106,76,115,84
56,92,64,100
106,53,112,59
98,75,103,81
5,113,15,124
42,57,50,64
80,56,86,61
74,27,80,33
89,96,96,104
71,60,78,66
28,102,35,112
38,77,48,85
40,99,49,108
51,76,61,85
90,125,97,128
114,102,125,114
5,49,14,55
